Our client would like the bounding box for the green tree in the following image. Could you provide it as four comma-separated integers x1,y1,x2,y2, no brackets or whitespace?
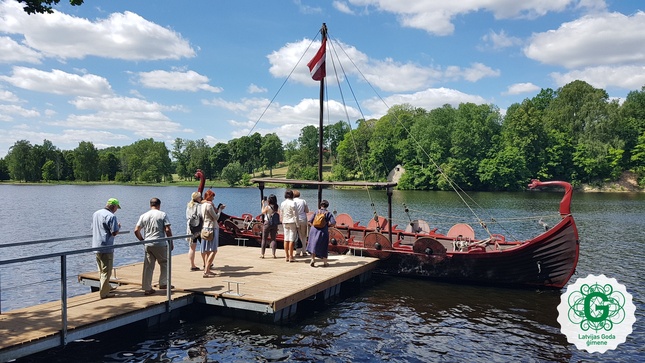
98,151,120,181
73,141,99,181
478,146,529,190
0,158,10,180
172,138,189,180
211,142,231,177
121,138,172,183
17,0,84,14
6,140,36,182
187,139,211,179
336,119,375,179
229,134,262,174
500,100,547,178
42,160,56,181
260,133,284,177
446,103,502,190
405,105,457,189
324,121,350,161
221,161,245,186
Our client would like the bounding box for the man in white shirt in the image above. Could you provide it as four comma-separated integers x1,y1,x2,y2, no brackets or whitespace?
293,190,309,257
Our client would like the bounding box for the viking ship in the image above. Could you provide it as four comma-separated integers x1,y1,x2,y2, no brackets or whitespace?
196,24,579,289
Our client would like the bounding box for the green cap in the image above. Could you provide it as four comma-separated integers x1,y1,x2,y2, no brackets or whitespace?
107,198,121,209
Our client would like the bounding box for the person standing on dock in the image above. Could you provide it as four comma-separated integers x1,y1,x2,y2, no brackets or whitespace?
307,200,336,267
293,190,309,257
201,189,225,277
91,198,121,299
135,197,173,296
260,194,279,259
186,191,203,271
280,189,300,262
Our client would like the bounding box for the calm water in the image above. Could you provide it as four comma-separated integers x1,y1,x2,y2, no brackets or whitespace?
0,184,643,362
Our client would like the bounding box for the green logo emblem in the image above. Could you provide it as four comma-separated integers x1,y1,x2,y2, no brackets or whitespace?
557,274,636,353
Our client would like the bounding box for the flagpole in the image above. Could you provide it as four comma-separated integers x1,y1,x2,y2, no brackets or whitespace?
317,23,327,207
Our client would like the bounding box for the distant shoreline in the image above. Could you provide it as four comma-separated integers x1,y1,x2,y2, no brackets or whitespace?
1,180,642,192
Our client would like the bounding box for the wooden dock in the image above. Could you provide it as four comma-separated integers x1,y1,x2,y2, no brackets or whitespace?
0,246,378,361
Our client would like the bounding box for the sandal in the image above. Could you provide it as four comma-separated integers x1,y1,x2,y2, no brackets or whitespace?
190,267,201,271
203,273,216,278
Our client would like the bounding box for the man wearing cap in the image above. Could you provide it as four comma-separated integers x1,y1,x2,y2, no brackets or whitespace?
91,198,121,299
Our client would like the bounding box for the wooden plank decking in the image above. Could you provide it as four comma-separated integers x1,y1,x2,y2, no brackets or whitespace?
0,246,378,361
79,245,378,312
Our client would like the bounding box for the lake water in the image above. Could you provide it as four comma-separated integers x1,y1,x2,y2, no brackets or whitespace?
0,184,643,362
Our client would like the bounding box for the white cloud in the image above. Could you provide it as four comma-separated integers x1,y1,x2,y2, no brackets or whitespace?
294,0,322,14
444,63,500,82
268,39,497,93
362,87,488,117
525,11,645,68
346,0,575,35
0,66,112,96
333,1,355,14
0,35,42,63
138,70,223,93
33,96,187,141
576,0,607,12
0,104,39,121
480,29,522,50
0,88,20,103
206,96,363,142
503,82,541,95
247,83,267,94
0,1,195,60
551,66,645,90
0,125,130,152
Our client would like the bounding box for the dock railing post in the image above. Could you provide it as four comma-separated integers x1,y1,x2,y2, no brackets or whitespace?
60,255,68,346
166,239,172,310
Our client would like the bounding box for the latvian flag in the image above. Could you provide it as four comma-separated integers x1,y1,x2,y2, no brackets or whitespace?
307,38,326,81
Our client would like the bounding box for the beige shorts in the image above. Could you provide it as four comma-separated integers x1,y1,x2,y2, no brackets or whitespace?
282,223,297,241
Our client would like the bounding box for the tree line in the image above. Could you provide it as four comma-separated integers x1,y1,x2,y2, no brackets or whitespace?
2,80,645,190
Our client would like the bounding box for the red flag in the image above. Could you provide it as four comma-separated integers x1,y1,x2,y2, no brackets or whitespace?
307,38,326,81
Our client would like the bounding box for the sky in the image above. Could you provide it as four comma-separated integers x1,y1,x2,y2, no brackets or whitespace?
1,0,644,158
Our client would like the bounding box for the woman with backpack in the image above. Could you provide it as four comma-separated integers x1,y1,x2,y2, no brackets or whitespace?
185,192,203,271
260,194,279,259
307,199,336,267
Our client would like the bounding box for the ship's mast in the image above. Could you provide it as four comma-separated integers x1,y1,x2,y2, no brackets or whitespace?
316,23,327,207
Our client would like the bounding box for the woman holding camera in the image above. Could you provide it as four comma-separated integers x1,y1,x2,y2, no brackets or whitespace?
260,194,279,259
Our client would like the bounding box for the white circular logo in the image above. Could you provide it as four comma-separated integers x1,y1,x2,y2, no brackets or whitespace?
557,274,636,353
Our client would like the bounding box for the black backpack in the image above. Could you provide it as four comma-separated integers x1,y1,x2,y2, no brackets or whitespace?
266,205,280,226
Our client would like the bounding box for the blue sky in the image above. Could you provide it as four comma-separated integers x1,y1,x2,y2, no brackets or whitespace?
1,0,644,158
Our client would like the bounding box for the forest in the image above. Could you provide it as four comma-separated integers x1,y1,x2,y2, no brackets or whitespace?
2,80,645,191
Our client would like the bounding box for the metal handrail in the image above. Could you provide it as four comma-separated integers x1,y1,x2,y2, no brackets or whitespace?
0,233,124,249
0,232,192,347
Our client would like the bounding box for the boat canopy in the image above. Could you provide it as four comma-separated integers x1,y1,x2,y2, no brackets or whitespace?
250,177,398,189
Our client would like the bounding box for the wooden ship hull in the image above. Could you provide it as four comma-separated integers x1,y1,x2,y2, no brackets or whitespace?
214,179,579,290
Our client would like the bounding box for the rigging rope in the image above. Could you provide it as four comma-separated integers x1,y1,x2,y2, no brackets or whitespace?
326,33,380,221
329,32,504,239
240,25,519,240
